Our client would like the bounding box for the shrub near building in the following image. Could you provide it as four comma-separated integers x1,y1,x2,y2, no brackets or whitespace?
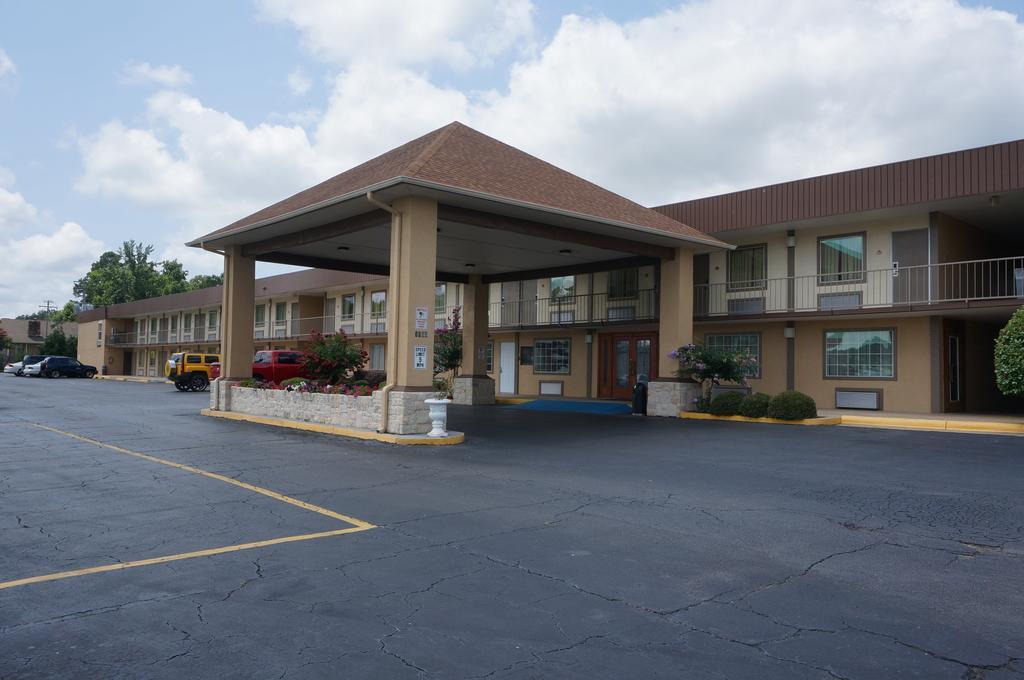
709,391,745,416
767,391,818,420
738,393,771,418
995,306,1024,397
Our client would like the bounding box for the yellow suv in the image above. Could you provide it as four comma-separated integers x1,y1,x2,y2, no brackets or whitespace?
166,352,220,392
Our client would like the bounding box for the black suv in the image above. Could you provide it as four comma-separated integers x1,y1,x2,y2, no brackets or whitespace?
40,356,98,379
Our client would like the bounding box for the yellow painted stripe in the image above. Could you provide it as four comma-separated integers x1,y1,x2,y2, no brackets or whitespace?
0,527,366,591
679,411,1024,435
678,412,841,426
30,423,375,528
201,409,465,446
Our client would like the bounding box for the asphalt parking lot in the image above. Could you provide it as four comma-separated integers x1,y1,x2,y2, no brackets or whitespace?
1,375,1022,679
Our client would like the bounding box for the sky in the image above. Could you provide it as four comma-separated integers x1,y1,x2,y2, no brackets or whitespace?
1,0,1023,317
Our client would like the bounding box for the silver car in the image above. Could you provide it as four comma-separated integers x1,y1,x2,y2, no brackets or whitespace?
6,354,48,376
22,359,47,377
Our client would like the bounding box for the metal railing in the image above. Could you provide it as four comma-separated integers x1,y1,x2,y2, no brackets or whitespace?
694,255,1024,317
488,290,659,328
106,326,221,346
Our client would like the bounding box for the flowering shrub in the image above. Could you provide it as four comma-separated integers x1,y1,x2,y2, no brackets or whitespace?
995,306,1024,396
241,378,374,397
433,307,463,399
670,343,758,400
301,329,367,385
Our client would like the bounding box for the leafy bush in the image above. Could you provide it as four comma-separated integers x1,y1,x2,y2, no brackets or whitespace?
279,377,306,388
995,306,1024,396
767,391,818,420
239,378,277,389
671,343,757,399
709,391,745,416
738,392,771,418
300,330,367,385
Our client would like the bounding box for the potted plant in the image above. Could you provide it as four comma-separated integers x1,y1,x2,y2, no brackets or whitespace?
425,308,463,437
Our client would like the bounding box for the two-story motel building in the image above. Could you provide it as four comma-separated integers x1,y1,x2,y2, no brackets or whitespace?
77,125,1024,425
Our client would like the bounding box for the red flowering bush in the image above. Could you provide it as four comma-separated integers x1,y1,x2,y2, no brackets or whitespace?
300,329,367,385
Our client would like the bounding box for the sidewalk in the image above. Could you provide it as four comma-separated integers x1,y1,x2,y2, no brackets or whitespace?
93,375,170,384
818,409,1024,435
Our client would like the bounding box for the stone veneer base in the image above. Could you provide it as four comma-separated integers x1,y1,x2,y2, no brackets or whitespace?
453,376,495,405
201,409,464,445
647,380,703,417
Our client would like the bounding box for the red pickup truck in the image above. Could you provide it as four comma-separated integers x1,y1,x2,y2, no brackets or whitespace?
209,350,309,383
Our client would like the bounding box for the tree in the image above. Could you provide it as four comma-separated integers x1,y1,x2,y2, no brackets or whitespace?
51,301,79,325
300,330,367,385
0,327,12,354
41,327,77,357
73,241,222,306
995,306,1024,396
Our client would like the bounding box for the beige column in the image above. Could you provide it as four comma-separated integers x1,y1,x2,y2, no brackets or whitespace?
657,247,694,377
220,245,255,380
454,275,495,405
648,246,700,416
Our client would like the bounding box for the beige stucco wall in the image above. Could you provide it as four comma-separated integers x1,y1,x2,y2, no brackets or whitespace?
77,320,106,369
793,315,932,413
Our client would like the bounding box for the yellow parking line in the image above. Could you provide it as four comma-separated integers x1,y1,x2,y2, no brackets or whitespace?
0,527,365,591
0,423,377,591
30,423,375,529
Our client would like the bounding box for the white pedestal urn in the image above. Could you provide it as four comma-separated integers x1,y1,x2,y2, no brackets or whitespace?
424,398,452,437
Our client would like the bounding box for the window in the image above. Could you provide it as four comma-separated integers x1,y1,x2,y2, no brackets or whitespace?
97,321,104,347
550,276,575,300
254,351,271,363
149,318,158,335
207,311,218,335
204,355,219,364
824,329,894,378
486,341,493,373
187,355,202,364
184,314,192,331
170,316,178,332
533,338,571,374
278,352,299,365
254,304,266,325
728,244,767,291
370,291,386,317
341,294,355,319
274,302,287,323
819,234,865,284
705,333,761,378
369,344,385,370
435,284,447,313
609,269,639,299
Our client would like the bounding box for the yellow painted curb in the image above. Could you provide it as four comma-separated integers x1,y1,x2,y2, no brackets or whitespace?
201,409,465,445
841,415,1024,435
495,396,534,405
678,412,841,426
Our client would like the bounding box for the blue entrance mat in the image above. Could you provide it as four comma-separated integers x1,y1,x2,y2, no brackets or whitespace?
506,400,632,415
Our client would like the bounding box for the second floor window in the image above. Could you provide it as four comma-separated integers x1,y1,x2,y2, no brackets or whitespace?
728,245,767,291
435,284,447,313
275,302,287,324
819,233,865,284
550,275,575,300
609,269,639,299
341,294,355,319
371,291,387,317
255,304,266,325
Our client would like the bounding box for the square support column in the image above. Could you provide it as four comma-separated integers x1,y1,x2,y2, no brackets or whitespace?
220,245,255,381
649,247,701,416
384,196,438,434
454,274,495,405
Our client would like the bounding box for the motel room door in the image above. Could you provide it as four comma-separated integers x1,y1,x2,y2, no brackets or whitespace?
598,334,657,399
942,319,966,413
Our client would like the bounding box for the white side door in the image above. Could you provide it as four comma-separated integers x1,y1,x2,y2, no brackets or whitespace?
498,341,516,394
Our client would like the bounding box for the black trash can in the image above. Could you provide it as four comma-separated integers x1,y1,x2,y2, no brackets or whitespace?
632,382,648,416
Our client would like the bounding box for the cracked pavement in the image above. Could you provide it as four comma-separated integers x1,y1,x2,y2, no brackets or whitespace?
0,376,1022,679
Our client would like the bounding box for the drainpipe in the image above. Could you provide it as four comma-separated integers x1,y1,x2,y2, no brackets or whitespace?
366,191,401,433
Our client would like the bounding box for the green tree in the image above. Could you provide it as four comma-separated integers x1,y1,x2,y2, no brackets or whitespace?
187,273,224,290
433,308,463,399
995,306,1024,396
51,301,79,325
41,327,77,357
157,259,190,296
0,327,12,354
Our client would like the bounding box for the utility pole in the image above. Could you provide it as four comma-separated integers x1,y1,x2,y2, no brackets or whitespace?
39,299,56,337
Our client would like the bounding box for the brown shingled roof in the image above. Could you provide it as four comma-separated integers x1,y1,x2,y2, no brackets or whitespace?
197,122,718,245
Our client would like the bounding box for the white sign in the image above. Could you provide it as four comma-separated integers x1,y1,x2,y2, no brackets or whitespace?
415,306,429,330
414,345,428,370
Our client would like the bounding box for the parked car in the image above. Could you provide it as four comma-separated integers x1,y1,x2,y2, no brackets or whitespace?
252,350,308,383
165,352,220,392
5,354,48,376
38,356,98,379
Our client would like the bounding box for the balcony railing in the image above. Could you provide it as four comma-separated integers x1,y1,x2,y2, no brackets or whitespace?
106,326,221,346
488,290,659,329
694,255,1024,318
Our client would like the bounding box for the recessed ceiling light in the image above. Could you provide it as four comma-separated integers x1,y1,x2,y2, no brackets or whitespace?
559,248,572,254
464,263,476,268
336,246,350,251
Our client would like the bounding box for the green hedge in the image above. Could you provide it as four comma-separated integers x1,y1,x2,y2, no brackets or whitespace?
995,306,1024,396
738,392,771,418
709,391,745,416
767,391,818,420
280,377,307,388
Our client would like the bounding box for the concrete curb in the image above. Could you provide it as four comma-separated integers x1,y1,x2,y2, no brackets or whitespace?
680,411,1024,435
679,412,840,426
200,409,465,445
92,375,171,384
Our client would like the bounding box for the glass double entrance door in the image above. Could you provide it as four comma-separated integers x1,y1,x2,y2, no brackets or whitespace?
598,334,658,399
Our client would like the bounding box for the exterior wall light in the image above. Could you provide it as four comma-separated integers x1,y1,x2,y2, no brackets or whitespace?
783,327,796,339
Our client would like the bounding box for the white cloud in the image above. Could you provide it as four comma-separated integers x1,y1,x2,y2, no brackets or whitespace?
0,48,14,78
0,167,40,234
76,0,1024,243
120,61,193,88
0,222,104,316
287,66,312,95
256,0,535,69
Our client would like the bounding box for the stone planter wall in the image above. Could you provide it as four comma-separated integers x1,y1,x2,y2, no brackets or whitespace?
212,382,383,430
